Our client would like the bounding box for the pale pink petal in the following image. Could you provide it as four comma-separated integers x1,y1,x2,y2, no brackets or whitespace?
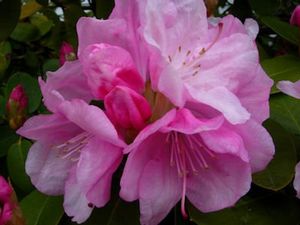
187,154,251,212
25,142,74,195
40,61,92,112
293,162,300,198
105,86,152,130
187,86,250,124
120,132,165,201
77,137,123,207
17,114,81,144
80,44,144,99
58,99,125,146
201,126,249,162
142,0,208,56
231,119,275,172
64,168,93,223
277,80,300,99
244,18,259,40
139,148,181,225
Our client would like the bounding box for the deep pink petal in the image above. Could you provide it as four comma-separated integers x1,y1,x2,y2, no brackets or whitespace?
58,99,125,147
187,154,251,212
294,162,300,198
17,114,81,144
277,80,300,99
40,61,92,112
80,44,144,99
231,119,275,172
139,147,181,225
25,142,74,195
77,137,123,207
64,168,93,223
105,86,152,130
290,6,300,26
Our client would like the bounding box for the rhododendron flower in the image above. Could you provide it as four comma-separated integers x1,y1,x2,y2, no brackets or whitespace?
17,99,125,223
0,176,14,225
290,5,300,27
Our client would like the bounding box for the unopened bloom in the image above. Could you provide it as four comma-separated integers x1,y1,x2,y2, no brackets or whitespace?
59,42,76,66
0,176,14,225
6,85,28,130
290,6,300,27
17,99,125,223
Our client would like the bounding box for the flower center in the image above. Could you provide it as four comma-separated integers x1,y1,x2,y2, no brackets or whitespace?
166,132,215,218
55,132,92,162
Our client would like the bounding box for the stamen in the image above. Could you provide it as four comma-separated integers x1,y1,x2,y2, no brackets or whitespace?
205,22,223,52
168,55,172,62
178,46,182,52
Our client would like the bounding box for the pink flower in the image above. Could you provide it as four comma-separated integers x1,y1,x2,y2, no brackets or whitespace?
17,99,125,223
290,6,300,27
59,42,76,66
0,176,14,225
6,84,28,129
277,80,300,99
294,163,300,198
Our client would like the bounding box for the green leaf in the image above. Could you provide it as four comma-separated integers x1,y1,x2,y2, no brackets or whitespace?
42,59,60,73
20,0,42,20
0,41,11,79
270,94,300,135
94,0,114,19
10,22,40,42
0,0,21,41
261,55,300,94
7,139,34,193
261,16,300,45
0,125,19,157
6,72,42,113
20,191,64,225
189,192,300,225
248,0,280,16
30,13,54,36
253,120,297,191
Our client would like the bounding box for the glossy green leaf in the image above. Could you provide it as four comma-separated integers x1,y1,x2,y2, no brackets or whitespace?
94,0,114,19
0,41,11,78
10,22,40,42
0,0,21,41
0,125,19,157
261,16,300,45
7,139,33,193
6,72,42,113
261,55,300,94
253,120,297,191
30,13,54,36
249,0,280,16
43,59,60,73
20,191,64,225
270,94,300,135
20,0,42,20
189,192,300,225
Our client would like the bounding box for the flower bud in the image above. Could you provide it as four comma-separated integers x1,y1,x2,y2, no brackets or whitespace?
290,6,300,26
6,85,28,130
59,42,76,66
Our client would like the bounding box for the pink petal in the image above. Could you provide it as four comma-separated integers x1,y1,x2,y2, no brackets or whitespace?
290,6,300,26
232,119,275,172
77,137,123,207
294,162,300,198
277,80,300,99
139,148,181,225
25,142,74,195
244,18,259,40
17,114,81,145
187,86,250,124
201,126,249,162
58,99,125,147
64,168,93,223
40,61,92,113
187,154,251,212
80,44,144,99
105,86,151,130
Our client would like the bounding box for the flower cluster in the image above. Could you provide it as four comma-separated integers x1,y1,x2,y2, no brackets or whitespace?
17,0,275,224
0,176,15,225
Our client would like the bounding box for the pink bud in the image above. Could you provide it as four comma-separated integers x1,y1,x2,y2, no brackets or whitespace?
0,176,14,225
6,85,28,130
290,6,300,27
104,86,152,131
59,42,76,66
